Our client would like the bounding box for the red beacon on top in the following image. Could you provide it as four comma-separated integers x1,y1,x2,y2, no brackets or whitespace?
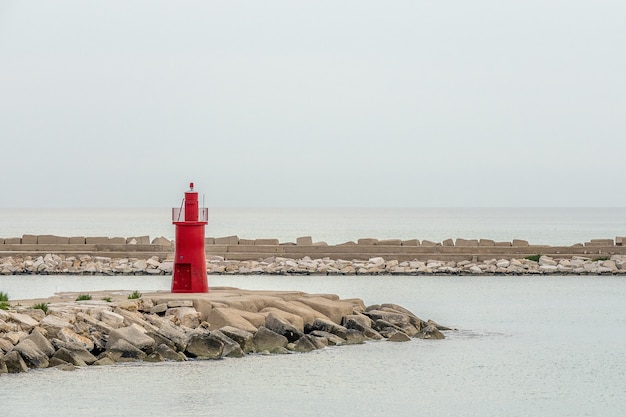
171,182,208,293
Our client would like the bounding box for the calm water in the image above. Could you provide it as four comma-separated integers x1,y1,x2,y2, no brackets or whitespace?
1,207,625,245
2,208,626,416
1,274,626,416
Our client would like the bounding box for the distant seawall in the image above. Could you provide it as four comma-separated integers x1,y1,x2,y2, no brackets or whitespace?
1,234,626,275
1,234,625,261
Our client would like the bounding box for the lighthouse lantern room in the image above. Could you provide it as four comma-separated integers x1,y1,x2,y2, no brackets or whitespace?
171,182,209,293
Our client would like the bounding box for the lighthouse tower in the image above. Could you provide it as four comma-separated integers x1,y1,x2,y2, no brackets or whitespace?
171,182,209,293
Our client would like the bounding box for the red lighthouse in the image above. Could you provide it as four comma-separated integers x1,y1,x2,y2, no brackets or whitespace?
171,182,209,293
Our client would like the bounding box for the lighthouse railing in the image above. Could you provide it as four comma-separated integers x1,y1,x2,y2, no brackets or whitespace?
172,207,208,223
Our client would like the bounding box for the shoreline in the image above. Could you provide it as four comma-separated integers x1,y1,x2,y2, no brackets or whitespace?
1,253,625,276
0,288,447,374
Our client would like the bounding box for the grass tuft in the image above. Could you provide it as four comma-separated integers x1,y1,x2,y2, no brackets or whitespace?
32,302,49,314
75,293,92,301
0,291,10,310
127,290,142,300
525,254,541,262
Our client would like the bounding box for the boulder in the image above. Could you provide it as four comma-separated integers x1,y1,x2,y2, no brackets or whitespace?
253,326,288,353
297,296,354,324
363,309,412,328
265,312,304,343
165,307,201,328
24,328,55,357
292,335,322,353
0,354,8,374
106,339,147,362
156,344,187,362
52,347,90,366
387,331,412,342
306,318,349,339
185,333,224,359
14,339,49,368
219,326,255,354
106,324,156,351
156,321,190,352
210,330,245,358
416,324,445,340
4,350,29,373
309,330,345,346
58,327,94,351
206,308,257,333
100,310,125,328
8,312,40,331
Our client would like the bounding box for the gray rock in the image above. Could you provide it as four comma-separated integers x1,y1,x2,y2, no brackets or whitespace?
210,330,245,358
156,321,190,352
387,331,411,342
219,326,255,353
292,335,321,352
253,326,288,353
24,328,56,357
185,333,224,359
106,339,147,362
106,324,155,351
14,339,49,368
305,318,349,339
156,344,187,362
416,324,445,340
40,314,73,338
309,330,345,346
0,353,7,374
343,329,366,345
4,350,29,373
52,347,88,367
265,312,304,343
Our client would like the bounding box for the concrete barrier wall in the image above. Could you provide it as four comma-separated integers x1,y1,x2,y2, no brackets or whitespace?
1,234,625,262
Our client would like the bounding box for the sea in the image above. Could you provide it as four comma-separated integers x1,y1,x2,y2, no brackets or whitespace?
1,207,626,417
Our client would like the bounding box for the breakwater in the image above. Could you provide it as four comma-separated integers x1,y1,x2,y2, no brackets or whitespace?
1,234,626,275
0,288,447,374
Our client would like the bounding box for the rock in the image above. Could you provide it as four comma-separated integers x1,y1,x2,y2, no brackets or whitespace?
343,329,366,344
297,296,354,324
165,307,201,328
185,333,224,359
206,308,257,333
24,328,55,357
363,309,411,328
416,324,445,340
292,335,321,352
52,347,87,366
309,330,345,346
253,326,288,353
210,330,245,358
106,339,148,362
155,321,190,352
265,312,304,343
8,312,40,331
156,344,187,361
106,324,155,351
14,339,49,368
58,327,94,351
219,326,255,354
387,331,411,342
100,310,125,328
4,350,29,373
306,318,349,339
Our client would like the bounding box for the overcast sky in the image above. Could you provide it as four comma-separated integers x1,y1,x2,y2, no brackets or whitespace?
1,1,624,208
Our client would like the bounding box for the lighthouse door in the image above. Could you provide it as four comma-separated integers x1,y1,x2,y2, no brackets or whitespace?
174,263,192,290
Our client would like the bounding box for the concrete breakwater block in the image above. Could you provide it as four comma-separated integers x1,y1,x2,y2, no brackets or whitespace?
0,288,450,374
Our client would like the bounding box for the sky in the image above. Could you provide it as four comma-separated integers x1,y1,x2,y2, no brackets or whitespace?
1,1,625,208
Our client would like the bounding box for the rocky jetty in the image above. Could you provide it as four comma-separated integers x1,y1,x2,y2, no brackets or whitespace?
0,288,448,374
1,254,626,275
